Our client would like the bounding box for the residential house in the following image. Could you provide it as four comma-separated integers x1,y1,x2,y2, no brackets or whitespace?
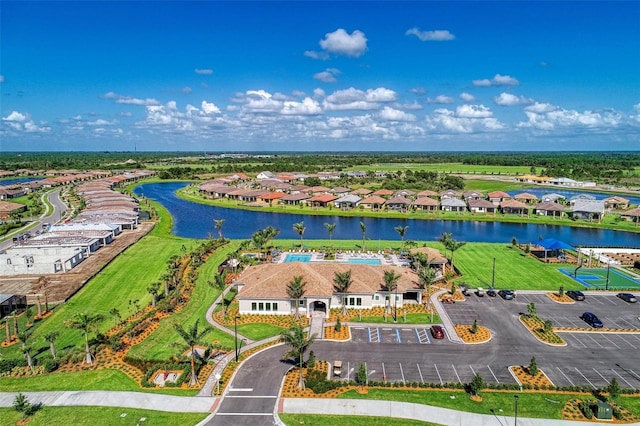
307,186,331,195
603,196,630,210
500,199,529,215
572,200,606,221
487,191,511,205
359,195,386,210
416,190,439,199
570,194,596,205
307,194,338,208
533,202,565,217
462,191,484,201
439,190,461,200
468,199,497,214
395,190,415,199
541,193,566,204
351,188,373,197
514,193,539,204
256,171,276,180
620,207,640,224
0,201,27,219
440,198,467,212
279,193,310,206
550,177,578,187
408,247,448,278
334,195,361,210
412,197,438,212
0,295,27,319
257,192,286,205
373,189,394,198
384,196,412,212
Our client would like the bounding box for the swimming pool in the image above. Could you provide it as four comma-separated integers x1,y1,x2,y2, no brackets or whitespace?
347,258,382,265
284,254,312,263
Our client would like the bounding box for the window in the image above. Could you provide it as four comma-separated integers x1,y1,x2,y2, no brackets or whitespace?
6,259,11,265
273,303,278,311
299,300,304,306
258,302,264,310
349,297,355,306
251,302,257,311
375,295,379,300
265,303,271,311
356,298,362,306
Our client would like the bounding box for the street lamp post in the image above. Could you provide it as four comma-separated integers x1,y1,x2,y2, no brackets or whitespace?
514,394,519,426
234,315,240,362
393,286,397,323
605,261,611,291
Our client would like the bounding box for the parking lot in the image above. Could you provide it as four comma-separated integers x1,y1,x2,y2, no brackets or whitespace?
350,326,453,344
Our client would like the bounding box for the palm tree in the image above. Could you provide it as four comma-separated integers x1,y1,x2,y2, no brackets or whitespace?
280,324,315,389
147,282,162,307
3,318,11,343
382,270,401,319
173,320,208,386
438,232,453,260
43,331,59,359
293,221,306,249
214,219,225,240
65,312,104,365
17,331,34,372
209,271,227,290
394,225,409,252
333,270,353,316
161,272,172,296
324,222,336,244
418,267,437,323
286,276,306,320
447,240,466,274
359,221,367,252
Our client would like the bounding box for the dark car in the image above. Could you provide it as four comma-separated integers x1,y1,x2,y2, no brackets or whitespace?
486,288,497,297
498,289,515,300
617,293,638,303
430,325,445,339
580,312,603,328
567,290,585,301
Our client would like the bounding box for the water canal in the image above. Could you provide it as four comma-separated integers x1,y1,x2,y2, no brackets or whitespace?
134,182,640,247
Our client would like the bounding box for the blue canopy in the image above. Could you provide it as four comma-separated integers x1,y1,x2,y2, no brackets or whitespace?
537,238,575,251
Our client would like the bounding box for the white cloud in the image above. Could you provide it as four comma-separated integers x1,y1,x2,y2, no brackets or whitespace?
524,102,557,114
473,74,520,87
88,118,117,126
119,112,133,117
427,95,454,104
314,68,341,83
182,86,193,94
460,92,476,102
195,68,213,75
282,97,322,115
456,104,493,118
4,111,27,122
379,106,416,122
494,92,533,106
405,28,455,41
308,28,368,59
409,87,426,95
291,90,306,98
313,88,326,98
323,87,398,111
2,111,50,133
201,100,221,114
519,103,625,131
424,105,504,133
102,92,160,106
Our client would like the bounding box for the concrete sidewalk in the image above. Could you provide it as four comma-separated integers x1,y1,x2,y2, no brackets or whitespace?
280,398,634,426
0,391,215,413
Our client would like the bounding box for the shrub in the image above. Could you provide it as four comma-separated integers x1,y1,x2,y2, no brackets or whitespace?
528,356,539,377
0,358,27,374
470,319,478,334
334,318,341,332
307,351,316,369
44,359,59,373
579,400,594,419
355,363,367,386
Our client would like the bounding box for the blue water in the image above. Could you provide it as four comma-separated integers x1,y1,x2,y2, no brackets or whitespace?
0,177,42,186
134,182,640,247
507,187,640,205
284,254,312,263
347,258,382,265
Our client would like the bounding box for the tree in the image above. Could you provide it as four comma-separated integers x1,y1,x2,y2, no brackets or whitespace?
214,218,225,239
438,232,466,273
13,393,33,420
333,270,353,316
528,356,539,377
544,319,553,333
286,275,307,320
527,302,537,318
558,285,565,297
511,237,518,248
24,306,34,327
394,225,409,252
471,319,478,334
209,271,227,290
468,373,486,396
356,363,368,386
418,267,436,322
293,221,306,248
64,312,104,365
359,221,367,252
3,318,11,343
324,222,336,244
109,308,121,327
607,377,621,401
334,317,341,332
17,331,34,372
280,324,315,389
12,310,19,336
173,320,208,386
438,232,452,259
147,282,162,307
382,270,401,319
43,331,59,359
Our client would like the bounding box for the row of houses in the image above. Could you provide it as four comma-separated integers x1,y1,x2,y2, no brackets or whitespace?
0,170,154,276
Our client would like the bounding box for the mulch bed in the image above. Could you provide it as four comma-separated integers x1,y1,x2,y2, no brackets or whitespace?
546,293,575,303
454,324,491,343
562,399,639,423
323,325,350,341
510,365,554,387
519,315,566,345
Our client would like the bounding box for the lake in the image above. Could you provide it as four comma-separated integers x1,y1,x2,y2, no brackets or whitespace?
134,182,640,247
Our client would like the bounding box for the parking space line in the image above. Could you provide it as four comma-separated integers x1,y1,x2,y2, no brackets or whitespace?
593,368,608,383
469,365,477,377
583,334,604,348
603,297,618,306
589,297,605,305
487,365,500,383
399,363,406,384
628,369,640,384
557,367,575,386
562,316,582,327
619,318,639,328
417,364,424,383
575,367,597,389
611,369,636,390
382,362,386,381
452,364,462,384
434,364,443,385
395,328,402,343
600,334,621,349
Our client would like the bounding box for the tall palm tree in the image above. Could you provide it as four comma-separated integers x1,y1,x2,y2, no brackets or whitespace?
17,332,34,372
418,267,437,323
438,232,453,260
333,270,353,316
447,240,466,274
43,331,59,359
324,222,336,243
359,221,367,252
280,324,315,389
173,320,208,386
382,270,401,319
64,312,104,365
293,221,306,249
147,282,162,307
394,225,409,252
214,219,225,240
209,271,227,290
286,276,306,320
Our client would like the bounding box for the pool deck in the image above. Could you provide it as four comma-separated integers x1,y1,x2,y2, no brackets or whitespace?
273,250,411,267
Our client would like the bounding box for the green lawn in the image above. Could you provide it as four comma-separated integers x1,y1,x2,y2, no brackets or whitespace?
344,163,531,175
0,406,208,426
450,243,583,291
237,323,285,341
127,242,240,361
280,414,441,426
338,389,595,419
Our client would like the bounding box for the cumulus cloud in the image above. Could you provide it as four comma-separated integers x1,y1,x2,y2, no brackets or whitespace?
313,68,341,83
282,97,322,115
405,28,455,41
379,106,416,121
313,88,326,99
519,102,624,131
494,92,533,106
102,92,160,106
306,28,368,59
456,104,493,118
195,68,213,75
87,118,117,126
424,104,504,133
2,111,50,133
473,74,519,87
201,100,221,114
460,92,476,102
427,95,454,104
409,87,426,95
323,87,398,111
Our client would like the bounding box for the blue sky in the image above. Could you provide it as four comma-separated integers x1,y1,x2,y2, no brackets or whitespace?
1,1,639,152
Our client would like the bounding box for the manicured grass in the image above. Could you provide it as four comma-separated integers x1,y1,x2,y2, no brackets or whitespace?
450,243,583,291
0,406,208,426
338,389,590,419
127,242,240,361
237,322,285,341
345,163,531,175
280,413,441,426
349,313,441,324
462,179,529,192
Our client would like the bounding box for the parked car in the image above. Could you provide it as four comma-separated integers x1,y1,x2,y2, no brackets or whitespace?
617,293,638,303
580,312,603,328
567,290,585,301
476,287,485,297
333,360,342,377
498,289,515,300
430,325,445,339
486,288,497,297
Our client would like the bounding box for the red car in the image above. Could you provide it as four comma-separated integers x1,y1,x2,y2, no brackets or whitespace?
430,325,445,339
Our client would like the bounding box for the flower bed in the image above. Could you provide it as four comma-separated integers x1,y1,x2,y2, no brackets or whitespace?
323,325,350,341
519,315,566,346
546,293,575,304
562,399,639,423
214,303,309,328
510,365,554,388
454,324,491,343
327,304,431,323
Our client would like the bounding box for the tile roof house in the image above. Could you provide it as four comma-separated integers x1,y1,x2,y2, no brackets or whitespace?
351,188,373,196
235,263,422,316
384,196,412,212
439,190,461,200
541,193,566,203
279,193,311,205
462,191,484,201
440,198,467,212
372,189,394,198
416,190,439,198
620,207,640,224
395,190,416,198
359,195,386,210
0,201,27,219
487,191,511,205
413,197,438,211
499,199,529,215
572,200,605,221
533,202,566,217
514,193,539,204
307,194,338,207
604,196,630,210
468,199,497,214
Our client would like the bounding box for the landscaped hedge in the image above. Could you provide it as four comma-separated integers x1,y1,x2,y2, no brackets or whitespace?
0,358,27,374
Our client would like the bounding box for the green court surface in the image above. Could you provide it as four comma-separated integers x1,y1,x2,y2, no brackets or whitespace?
559,267,640,290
